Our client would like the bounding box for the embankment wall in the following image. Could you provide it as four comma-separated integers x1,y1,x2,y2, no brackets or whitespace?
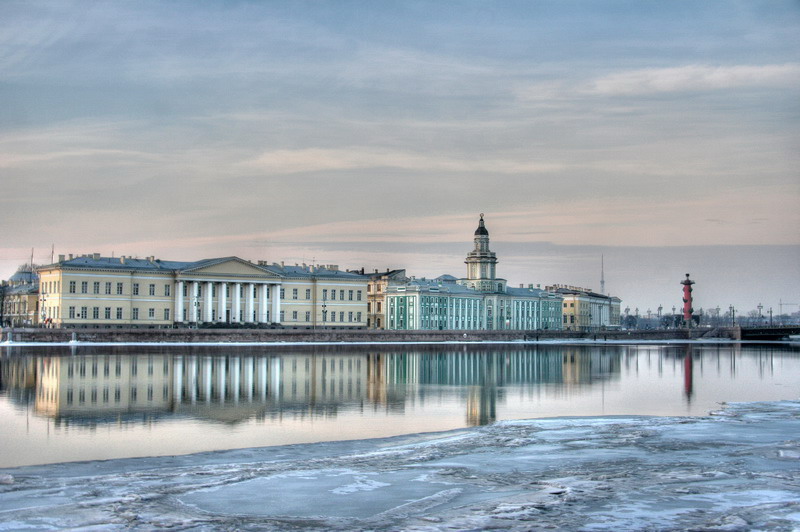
1,327,738,344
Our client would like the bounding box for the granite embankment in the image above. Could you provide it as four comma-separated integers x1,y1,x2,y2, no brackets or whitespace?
1,327,740,344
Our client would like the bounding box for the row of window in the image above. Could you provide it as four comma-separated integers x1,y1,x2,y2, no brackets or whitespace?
180,285,364,302
67,306,170,321
65,384,167,406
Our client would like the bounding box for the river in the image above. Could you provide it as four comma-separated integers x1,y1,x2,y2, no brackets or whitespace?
1,342,798,467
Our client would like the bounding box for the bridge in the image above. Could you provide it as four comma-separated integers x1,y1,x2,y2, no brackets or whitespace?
739,326,800,341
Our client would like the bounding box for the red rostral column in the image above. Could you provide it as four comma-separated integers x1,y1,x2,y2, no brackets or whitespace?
681,273,695,326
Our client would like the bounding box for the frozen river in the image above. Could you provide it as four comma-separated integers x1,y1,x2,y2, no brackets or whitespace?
1,342,798,467
0,400,798,530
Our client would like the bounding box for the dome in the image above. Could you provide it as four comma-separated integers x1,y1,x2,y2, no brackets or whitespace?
474,214,489,236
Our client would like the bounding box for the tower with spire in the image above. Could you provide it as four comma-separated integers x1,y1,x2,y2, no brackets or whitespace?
460,214,506,293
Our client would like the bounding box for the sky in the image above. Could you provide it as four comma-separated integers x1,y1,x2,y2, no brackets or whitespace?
1,0,798,315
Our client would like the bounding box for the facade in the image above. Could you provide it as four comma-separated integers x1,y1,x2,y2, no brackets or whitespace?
386,215,563,331
1,267,40,327
546,285,622,331
366,269,407,329
35,255,368,328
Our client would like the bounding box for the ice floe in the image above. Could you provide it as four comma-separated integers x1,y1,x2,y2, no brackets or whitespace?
0,401,798,530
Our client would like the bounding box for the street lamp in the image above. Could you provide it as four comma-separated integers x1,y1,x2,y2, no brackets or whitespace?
757,303,763,325
729,305,735,326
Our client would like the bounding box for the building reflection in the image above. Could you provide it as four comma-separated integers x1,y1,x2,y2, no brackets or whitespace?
0,347,625,426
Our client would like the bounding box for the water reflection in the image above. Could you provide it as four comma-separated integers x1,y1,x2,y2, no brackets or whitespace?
1,347,624,427
1,344,798,467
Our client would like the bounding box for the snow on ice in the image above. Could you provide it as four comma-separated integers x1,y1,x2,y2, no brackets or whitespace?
0,401,798,530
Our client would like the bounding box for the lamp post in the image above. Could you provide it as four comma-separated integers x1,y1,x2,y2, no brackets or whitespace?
729,305,735,326
757,303,763,325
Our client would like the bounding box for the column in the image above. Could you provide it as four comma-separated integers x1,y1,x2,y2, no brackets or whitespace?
245,283,255,322
217,282,227,323
231,357,241,404
174,356,183,403
205,281,213,322
189,357,197,404
258,284,269,323
271,283,281,324
191,282,200,323
232,282,242,322
175,281,184,323
244,357,254,402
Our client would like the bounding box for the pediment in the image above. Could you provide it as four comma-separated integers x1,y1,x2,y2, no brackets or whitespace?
180,257,278,279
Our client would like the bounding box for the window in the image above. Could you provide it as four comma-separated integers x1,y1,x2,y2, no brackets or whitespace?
69,281,77,293
105,307,111,319
69,306,76,319
331,290,336,301
148,308,155,319
116,307,123,320
81,281,88,294
132,308,139,320
116,283,123,295
377,302,382,313
331,312,335,322
357,290,362,301
80,307,87,319
93,282,100,294
92,307,99,319
339,311,344,322
357,312,362,322
339,290,344,300
133,283,139,296
280,288,285,299
292,310,298,320
305,311,310,322
348,290,353,301
280,310,285,321
367,302,372,313
323,289,328,300
348,311,353,322
305,289,311,299
292,288,298,300
149,284,155,296
105,282,112,295
183,284,188,297
164,309,170,320
164,284,170,297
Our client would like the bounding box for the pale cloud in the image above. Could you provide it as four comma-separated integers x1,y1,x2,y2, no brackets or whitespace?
240,148,566,175
586,63,800,96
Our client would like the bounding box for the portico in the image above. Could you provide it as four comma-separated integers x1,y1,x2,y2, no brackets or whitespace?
173,257,283,325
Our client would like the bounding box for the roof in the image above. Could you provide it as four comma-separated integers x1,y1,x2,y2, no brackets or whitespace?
8,269,37,284
474,214,489,236
261,263,367,280
37,255,367,281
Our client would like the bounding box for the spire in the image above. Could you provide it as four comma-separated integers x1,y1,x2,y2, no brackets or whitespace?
474,213,488,236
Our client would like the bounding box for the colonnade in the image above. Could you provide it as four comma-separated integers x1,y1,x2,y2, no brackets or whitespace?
173,280,281,324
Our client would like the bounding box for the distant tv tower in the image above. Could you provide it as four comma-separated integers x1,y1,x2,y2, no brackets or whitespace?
681,273,695,327
600,254,605,294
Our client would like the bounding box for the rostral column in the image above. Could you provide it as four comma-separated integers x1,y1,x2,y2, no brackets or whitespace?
681,273,695,327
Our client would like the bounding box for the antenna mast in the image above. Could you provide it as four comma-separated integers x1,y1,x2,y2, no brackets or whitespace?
600,254,605,295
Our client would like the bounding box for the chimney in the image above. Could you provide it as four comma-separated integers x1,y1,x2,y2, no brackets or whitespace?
68,254,73,260
58,254,65,262
120,257,126,264
93,253,100,260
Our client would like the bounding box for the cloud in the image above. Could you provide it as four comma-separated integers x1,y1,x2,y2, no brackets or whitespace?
240,148,566,175
586,63,800,96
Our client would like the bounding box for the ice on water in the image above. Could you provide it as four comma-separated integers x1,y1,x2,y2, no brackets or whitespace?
0,401,798,530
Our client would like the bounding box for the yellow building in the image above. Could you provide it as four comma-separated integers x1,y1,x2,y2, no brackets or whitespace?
366,269,407,329
547,285,622,331
36,255,368,328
